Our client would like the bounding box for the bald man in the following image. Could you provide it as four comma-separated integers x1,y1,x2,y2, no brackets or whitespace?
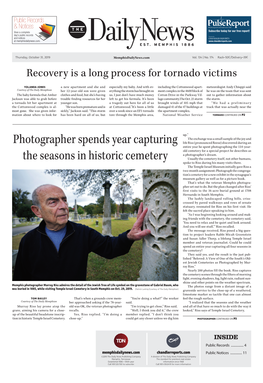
13,184,150,281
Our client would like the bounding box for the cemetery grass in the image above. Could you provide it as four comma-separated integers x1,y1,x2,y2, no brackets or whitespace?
13,234,24,250
12,218,142,281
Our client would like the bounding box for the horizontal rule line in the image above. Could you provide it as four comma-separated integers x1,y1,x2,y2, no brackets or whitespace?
206,112,252,114
183,315,251,317
12,124,252,126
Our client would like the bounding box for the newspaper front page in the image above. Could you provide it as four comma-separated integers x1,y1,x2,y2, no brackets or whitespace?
3,1,262,382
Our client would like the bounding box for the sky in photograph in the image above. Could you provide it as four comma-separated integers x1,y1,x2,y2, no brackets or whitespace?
12,169,143,207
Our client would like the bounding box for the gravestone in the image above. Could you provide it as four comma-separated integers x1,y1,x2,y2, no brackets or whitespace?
102,181,112,236
120,213,129,220
12,218,20,225
74,199,78,221
139,169,178,281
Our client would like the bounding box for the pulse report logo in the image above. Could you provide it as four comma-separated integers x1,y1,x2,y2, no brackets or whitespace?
207,16,251,44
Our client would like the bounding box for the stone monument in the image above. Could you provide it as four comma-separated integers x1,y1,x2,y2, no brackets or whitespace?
139,170,178,281
12,218,20,225
102,181,112,236
74,199,78,221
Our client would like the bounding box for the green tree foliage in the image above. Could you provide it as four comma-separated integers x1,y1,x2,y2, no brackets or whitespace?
84,204,96,215
113,179,133,213
12,189,31,215
131,197,143,213
45,169,138,196
93,196,116,214
17,205,35,221
121,203,133,213
77,206,85,215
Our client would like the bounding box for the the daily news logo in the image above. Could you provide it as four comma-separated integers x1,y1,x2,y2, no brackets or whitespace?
68,18,194,49
114,333,128,348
